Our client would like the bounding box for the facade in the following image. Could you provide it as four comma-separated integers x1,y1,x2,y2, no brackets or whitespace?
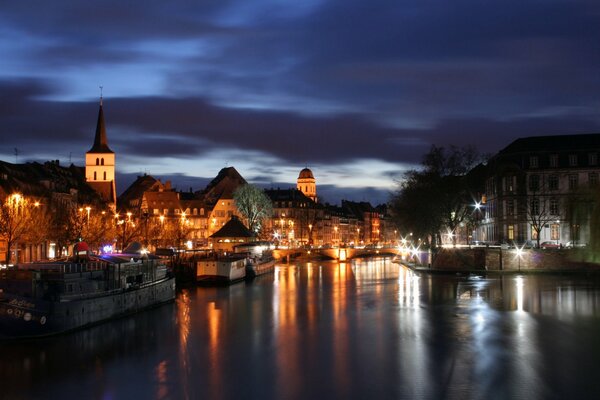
85,99,116,207
477,134,600,246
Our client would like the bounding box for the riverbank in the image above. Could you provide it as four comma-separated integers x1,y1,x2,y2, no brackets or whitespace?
396,247,600,275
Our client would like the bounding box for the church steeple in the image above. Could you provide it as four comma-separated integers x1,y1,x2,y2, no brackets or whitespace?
85,93,116,207
88,101,113,153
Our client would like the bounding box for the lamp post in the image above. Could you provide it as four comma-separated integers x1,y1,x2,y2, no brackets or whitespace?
85,206,91,225
334,225,338,246
308,223,313,245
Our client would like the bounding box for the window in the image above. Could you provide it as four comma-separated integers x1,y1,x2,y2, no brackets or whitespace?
193,208,198,215
101,158,104,166
569,174,578,190
508,225,514,240
103,171,106,180
93,171,97,180
200,208,205,216
549,154,559,167
548,175,559,191
529,156,539,168
569,154,578,166
153,209,159,215
589,153,598,166
589,173,598,187
175,209,180,214
550,224,560,241
96,158,99,165
506,199,514,216
529,175,540,191
163,208,168,215
550,198,559,215
531,226,538,240
530,198,539,215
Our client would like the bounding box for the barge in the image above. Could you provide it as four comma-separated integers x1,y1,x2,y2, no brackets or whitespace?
0,246,175,339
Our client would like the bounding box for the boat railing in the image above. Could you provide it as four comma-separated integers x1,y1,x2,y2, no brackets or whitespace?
16,262,108,274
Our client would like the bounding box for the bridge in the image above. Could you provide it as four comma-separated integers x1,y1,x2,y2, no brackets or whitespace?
272,246,400,261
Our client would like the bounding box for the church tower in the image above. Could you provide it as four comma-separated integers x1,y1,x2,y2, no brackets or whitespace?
85,96,116,207
297,167,317,202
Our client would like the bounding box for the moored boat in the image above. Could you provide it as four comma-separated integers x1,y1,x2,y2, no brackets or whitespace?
245,254,276,279
0,244,175,339
196,254,247,284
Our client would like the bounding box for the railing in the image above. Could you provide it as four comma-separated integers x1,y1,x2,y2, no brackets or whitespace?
16,262,108,274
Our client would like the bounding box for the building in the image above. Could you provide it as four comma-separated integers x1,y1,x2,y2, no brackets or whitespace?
209,215,256,252
477,134,600,246
297,167,317,202
85,98,116,207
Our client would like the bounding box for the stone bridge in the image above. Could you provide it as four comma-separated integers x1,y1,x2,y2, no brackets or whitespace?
273,246,399,261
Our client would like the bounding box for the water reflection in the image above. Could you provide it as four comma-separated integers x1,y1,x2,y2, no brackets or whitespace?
1,259,600,399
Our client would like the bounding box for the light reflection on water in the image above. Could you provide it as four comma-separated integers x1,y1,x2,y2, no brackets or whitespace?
1,258,600,399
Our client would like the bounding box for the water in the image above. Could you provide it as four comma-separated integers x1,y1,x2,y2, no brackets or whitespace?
2,258,600,400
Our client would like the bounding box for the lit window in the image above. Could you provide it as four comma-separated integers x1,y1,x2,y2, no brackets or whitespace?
508,225,514,240
550,224,560,241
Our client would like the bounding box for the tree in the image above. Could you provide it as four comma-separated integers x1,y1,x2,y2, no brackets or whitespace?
48,204,85,257
233,184,273,233
81,209,116,252
389,145,483,247
0,194,35,264
519,173,566,248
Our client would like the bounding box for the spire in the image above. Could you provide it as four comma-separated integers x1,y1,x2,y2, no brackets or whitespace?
87,96,113,154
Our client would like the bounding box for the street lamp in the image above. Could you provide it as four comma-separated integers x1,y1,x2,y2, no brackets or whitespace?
85,206,91,225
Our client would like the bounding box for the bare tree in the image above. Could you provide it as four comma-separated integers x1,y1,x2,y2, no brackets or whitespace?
234,184,273,233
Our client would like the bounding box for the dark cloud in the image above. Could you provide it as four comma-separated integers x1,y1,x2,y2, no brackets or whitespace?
1,1,600,202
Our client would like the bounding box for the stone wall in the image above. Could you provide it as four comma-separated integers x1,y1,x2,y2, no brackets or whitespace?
429,248,597,271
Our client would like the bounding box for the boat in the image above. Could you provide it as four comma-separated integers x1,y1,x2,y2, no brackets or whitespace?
234,242,277,279
0,243,176,339
196,254,247,284
245,252,276,279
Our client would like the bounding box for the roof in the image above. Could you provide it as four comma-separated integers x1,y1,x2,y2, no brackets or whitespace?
0,160,104,204
198,166,247,204
298,167,314,179
265,188,315,204
118,174,162,209
210,216,256,238
87,104,114,154
499,134,600,155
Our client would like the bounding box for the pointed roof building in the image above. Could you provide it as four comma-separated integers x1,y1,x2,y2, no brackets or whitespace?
85,98,116,206
87,100,114,153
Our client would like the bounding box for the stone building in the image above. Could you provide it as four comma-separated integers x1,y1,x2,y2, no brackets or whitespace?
476,134,600,246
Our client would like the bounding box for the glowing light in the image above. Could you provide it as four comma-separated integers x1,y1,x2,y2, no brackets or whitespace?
102,245,113,254
186,240,193,250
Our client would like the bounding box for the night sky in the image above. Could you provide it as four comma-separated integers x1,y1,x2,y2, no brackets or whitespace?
1,1,599,204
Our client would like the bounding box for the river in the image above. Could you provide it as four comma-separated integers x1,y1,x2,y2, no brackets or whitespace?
1,258,600,400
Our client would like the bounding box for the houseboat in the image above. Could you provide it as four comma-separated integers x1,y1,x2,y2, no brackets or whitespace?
0,244,176,338
196,254,247,284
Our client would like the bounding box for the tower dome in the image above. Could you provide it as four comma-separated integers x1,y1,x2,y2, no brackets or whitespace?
298,168,314,179
297,167,317,202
